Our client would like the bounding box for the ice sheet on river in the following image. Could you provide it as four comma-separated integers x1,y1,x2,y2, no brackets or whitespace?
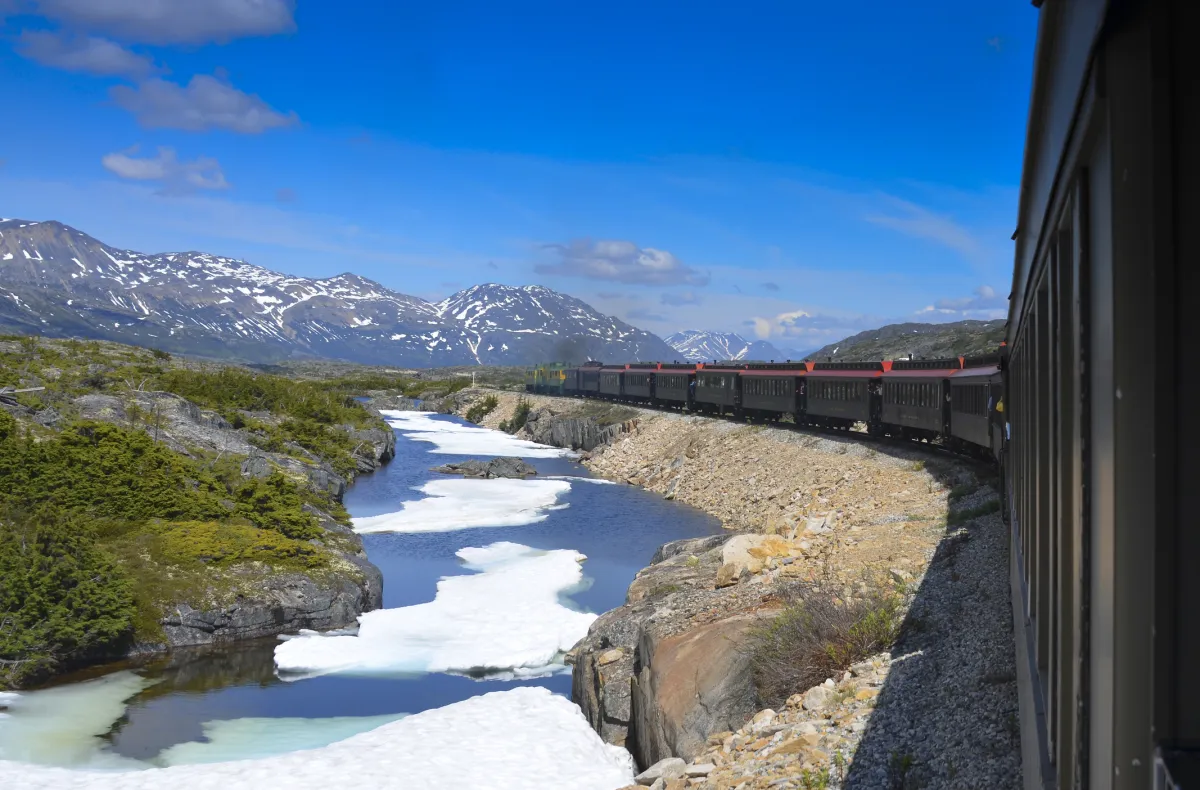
0,686,636,790
379,410,572,457
274,542,597,679
351,477,571,533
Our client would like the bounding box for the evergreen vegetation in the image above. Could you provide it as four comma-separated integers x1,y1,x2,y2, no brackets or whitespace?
0,337,395,690
499,397,533,434
465,395,499,424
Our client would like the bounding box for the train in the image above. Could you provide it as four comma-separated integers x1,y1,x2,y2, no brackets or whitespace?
524,355,1007,462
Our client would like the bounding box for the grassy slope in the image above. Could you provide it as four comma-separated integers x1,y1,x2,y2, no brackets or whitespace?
805,320,1006,362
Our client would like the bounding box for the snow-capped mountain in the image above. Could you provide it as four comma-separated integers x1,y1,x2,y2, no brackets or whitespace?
665,330,797,363
0,219,675,366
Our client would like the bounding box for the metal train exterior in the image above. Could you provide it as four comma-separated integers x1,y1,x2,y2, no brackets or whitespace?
526,355,1006,461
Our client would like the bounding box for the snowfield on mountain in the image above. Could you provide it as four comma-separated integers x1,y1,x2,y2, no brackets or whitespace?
0,219,675,366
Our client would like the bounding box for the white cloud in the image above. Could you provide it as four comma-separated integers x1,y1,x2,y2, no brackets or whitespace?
535,239,709,286
101,146,228,195
15,30,155,77
28,0,295,45
865,196,986,265
110,75,298,133
915,284,1007,320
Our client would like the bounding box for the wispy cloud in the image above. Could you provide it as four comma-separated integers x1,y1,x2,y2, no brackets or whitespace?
275,187,297,203
627,306,666,322
16,30,157,77
535,239,710,286
29,0,296,45
101,145,229,195
864,195,986,265
660,290,703,306
915,284,1007,320
111,74,299,133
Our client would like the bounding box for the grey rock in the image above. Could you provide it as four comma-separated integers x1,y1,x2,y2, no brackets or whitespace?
521,407,637,452
432,457,537,479
33,407,61,426
802,685,834,710
160,570,378,649
634,757,686,785
240,455,274,479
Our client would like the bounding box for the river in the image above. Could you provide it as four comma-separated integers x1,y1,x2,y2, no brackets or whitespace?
0,411,720,777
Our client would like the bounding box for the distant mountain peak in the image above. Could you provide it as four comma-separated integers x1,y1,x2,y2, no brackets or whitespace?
0,220,676,367
665,329,793,363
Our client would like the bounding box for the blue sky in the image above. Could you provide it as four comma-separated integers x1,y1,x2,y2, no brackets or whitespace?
0,1,1037,351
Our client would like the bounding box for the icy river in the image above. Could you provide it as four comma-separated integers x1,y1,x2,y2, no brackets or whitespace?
0,411,721,788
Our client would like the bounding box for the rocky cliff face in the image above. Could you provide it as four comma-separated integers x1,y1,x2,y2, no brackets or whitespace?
62,388,394,653
520,407,638,452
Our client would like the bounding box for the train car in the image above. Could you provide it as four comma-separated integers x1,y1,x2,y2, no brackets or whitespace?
739,362,809,421
562,366,580,395
541,363,568,396
1003,2,1200,787
947,356,1002,458
577,361,603,395
524,366,536,393
652,363,696,410
622,363,657,402
802,362,882,429
879,358,962,441
693,363,743,415
598,366,625,399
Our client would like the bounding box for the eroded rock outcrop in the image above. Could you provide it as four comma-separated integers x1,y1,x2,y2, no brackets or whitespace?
520,407,638,452
432,457,537,479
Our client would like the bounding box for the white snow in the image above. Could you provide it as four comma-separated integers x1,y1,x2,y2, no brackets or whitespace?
274,542,595,679
351,477,570,534
378,410,572,458
0,687,634,790
1,253,11,260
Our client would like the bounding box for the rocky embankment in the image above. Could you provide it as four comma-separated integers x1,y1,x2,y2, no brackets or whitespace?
67,391,392,651
457,390,1022,789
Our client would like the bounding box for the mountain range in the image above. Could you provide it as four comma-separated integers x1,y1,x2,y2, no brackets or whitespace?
0,219,676,367
662,330,808,363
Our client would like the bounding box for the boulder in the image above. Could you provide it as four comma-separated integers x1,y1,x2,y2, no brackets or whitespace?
634,757,686,785
431,457,537,479
715,534,792,584
628,609,776,767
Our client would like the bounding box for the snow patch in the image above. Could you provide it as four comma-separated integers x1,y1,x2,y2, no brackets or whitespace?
351,477,570,534
378,411,571,458
0,687,634,789
274,542,595,679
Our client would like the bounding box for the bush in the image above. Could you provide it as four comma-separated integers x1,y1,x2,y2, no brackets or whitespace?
465,395,499,424
946,498,1001,526
500,397,532,434
0,507,135,688
748,579,903,708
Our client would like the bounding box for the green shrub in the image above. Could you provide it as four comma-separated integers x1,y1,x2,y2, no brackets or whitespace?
500,397,532,434
0,507,136,688
946,498,1001,526
465,395,499,424
748,579,903,708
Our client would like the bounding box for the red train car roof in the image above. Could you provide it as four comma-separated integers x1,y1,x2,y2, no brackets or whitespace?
950,365,1001,379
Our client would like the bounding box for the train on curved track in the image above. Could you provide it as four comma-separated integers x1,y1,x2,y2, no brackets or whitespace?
524,355,1007,463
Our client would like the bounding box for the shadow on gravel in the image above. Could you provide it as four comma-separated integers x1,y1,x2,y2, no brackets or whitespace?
843,489,1023,790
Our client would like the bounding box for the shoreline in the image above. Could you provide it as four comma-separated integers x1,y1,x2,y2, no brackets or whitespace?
450,389,1023,788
